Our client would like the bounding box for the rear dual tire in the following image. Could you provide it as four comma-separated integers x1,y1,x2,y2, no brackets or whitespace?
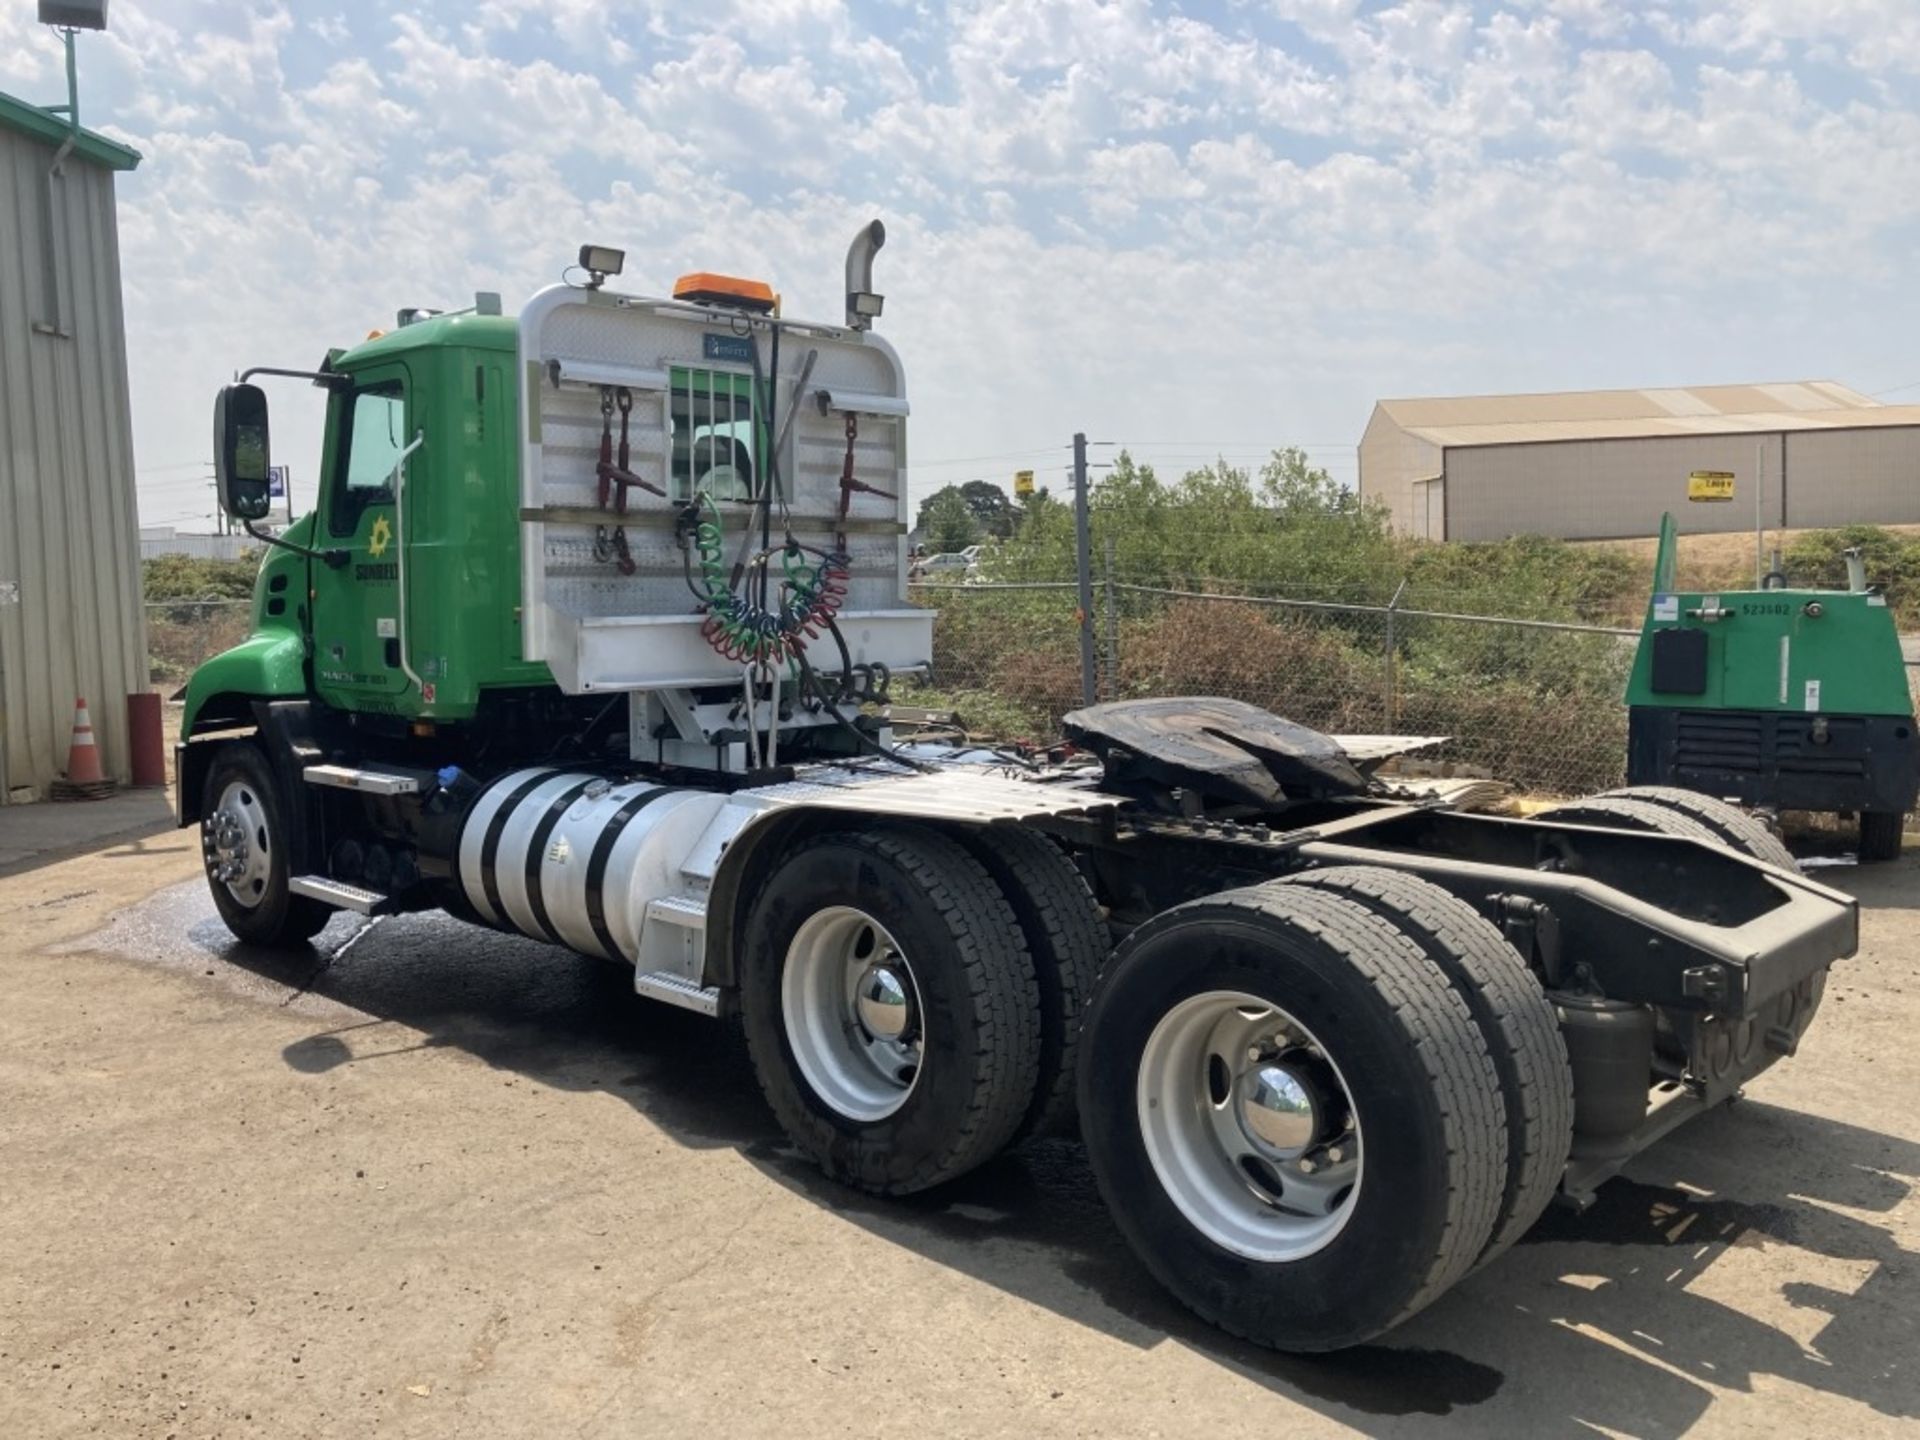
1077,877,1521,1352
738,827,1044,1195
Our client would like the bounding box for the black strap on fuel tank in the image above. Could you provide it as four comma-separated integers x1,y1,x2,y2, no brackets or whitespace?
584,786,674,961
522,778,599,943
479,771,559,925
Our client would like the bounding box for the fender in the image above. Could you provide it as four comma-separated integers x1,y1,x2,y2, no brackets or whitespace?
180,631,309,737
692,768,1122,991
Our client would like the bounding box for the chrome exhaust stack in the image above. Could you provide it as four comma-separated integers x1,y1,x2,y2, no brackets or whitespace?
845,219,886,332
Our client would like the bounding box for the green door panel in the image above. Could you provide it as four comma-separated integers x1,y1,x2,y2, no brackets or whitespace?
313,364,414,714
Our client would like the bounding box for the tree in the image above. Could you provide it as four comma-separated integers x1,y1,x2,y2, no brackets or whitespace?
956,480,1021,538
918,487,979,553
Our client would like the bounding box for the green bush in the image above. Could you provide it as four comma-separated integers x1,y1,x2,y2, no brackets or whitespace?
143,551,261,602
1783,526,1920,627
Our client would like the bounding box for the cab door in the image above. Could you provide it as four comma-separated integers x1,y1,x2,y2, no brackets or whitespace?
312,363,415,713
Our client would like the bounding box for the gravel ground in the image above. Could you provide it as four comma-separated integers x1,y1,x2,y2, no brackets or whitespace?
1,831,1915,1439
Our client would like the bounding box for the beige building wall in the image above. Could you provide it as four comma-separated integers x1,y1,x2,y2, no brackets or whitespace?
1442,436,1799,542
1784,428,1920,528
1357,406,1442,536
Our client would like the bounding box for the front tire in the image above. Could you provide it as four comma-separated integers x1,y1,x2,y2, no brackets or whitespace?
198,742,330,947
738,827,1042,1194
1078,880,1507,1352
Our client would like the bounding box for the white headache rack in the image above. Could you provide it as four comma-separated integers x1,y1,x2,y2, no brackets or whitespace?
516,283,933,695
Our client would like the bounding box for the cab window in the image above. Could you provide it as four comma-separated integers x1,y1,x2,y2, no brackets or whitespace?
669,367,757,504
329,380,406,535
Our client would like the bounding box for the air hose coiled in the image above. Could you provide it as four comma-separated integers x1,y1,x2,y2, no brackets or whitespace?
685,495,850,666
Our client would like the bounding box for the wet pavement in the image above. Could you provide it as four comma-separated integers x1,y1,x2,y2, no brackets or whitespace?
5,857,1920,1437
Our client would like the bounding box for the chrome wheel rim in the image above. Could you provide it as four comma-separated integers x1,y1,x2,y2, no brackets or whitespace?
783,906,924,1122
202,778,273,909
1137,989,1363,1262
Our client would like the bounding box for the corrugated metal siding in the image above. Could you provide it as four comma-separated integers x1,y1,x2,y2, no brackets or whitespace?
1784,429,1920,528
0,125,145,799
1439,429,1920,543
1357,404,1441,536
1442,436,1784,542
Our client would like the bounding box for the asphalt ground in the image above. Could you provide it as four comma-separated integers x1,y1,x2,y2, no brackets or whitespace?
1,832,1916,1439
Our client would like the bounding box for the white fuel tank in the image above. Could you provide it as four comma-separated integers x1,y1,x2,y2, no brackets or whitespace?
456,768,726,962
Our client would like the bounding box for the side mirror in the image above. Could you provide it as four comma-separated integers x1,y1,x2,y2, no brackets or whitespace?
213,383,273,522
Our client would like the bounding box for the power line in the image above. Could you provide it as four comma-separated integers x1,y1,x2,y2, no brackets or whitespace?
907,444,1069,469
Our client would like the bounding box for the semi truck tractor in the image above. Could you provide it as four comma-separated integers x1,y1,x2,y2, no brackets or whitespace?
180,225,1857,1352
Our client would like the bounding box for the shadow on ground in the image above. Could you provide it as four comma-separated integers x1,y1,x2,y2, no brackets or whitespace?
90,880,1920,1434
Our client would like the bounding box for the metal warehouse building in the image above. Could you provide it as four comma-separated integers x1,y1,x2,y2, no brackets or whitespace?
1359,382,1920,542
0,91,144,802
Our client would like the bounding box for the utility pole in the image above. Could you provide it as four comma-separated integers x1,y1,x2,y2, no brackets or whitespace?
1073,432,1096,708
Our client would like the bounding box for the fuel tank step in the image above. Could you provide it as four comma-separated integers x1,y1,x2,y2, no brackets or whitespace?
634,969,721,1016
289,875,396,915
302,764,422,796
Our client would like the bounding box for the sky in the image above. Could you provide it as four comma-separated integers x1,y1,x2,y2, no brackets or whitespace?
6,0,1920,530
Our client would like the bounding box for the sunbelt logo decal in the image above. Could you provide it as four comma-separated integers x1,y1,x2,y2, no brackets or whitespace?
368,515,393,557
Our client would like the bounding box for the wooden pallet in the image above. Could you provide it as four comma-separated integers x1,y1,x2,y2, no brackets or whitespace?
50,778,119,802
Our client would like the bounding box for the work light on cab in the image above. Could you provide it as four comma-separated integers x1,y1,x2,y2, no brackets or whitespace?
578,244,625,288
672,272,777,314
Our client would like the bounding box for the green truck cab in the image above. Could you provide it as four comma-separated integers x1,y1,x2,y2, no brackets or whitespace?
1625,514,1917,859
179,310,550,818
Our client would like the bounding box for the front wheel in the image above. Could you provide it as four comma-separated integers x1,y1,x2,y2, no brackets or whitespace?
1078,881,1508,1352
199,742,331,947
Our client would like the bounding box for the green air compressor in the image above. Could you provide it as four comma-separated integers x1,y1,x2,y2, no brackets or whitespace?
1625,514,1918,861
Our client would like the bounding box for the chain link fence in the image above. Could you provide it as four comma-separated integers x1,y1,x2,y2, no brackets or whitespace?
904,575,1640,797
146,588,1916,802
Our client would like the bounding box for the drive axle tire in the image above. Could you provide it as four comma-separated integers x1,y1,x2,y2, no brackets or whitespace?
1281,866,1572,1261
952,827,1108,1140
739,827,1042,1195
1597,785,1796,871
198,742,331,948
1077,880,1507,1352
1536,794,1722,847
1859,810,1905,863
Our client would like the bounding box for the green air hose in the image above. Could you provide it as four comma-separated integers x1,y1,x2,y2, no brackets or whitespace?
687,495,849,666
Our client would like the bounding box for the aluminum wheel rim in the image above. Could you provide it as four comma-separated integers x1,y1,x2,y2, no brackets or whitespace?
1137,989,1363,1262
203,778,273,909
782,905,924,1122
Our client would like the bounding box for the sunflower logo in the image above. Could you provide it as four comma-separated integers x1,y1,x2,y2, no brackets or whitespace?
368,515,393,558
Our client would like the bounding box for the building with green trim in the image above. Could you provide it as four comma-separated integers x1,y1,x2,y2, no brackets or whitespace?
0,89,144,800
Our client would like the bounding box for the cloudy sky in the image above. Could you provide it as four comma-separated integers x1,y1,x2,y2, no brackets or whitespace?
6,0,1920,528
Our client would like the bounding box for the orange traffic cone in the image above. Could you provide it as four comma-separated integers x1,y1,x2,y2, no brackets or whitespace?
64,697,105,785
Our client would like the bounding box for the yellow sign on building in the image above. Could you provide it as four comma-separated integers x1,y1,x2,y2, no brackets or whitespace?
1688,470,1736,502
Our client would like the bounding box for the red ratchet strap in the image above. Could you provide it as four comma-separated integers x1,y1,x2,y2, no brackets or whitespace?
836,411,894,529
596,386,663,513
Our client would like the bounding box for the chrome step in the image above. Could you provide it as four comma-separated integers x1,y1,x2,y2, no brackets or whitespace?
633,969,721,1017
644,894,708,928
289,875,393,914
302,764,420,796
